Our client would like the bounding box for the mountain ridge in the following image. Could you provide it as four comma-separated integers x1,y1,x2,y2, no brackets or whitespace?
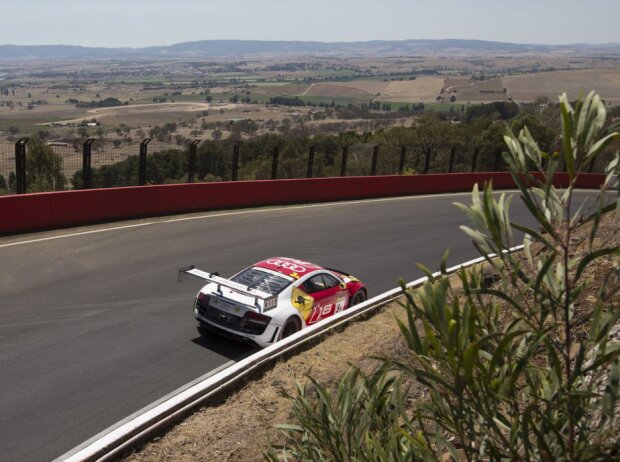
1,39,619,60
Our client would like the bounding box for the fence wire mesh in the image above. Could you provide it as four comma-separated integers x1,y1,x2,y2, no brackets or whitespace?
90,139,142,188
145,141,190,185
0,137,16,195
1,136,610,195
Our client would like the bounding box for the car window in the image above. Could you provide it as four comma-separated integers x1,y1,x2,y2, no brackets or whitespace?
322,273,341,289
231,267,291,295
302,275,328,294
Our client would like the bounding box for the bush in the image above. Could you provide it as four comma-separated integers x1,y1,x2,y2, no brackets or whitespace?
26,136,67,192
266,91,620,461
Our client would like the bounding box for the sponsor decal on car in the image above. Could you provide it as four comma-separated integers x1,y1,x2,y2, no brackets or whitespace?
291,286,314,321
258,257,323,278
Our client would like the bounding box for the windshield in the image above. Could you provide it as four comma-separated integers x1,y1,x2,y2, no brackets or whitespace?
231,267,292,295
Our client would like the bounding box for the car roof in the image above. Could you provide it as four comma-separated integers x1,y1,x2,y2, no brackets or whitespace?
254,257,325,280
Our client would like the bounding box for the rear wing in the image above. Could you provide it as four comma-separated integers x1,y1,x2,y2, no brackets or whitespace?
178,265,278,311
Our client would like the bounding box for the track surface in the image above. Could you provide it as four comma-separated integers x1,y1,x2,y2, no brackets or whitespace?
0,192,598,461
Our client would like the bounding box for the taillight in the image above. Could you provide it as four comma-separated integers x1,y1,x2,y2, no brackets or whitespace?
195,293,209,311
243,311,271,326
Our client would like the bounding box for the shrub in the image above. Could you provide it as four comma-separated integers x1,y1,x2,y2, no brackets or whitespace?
266,91,620,461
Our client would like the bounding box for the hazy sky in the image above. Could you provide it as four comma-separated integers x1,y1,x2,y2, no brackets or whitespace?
1,0,618,47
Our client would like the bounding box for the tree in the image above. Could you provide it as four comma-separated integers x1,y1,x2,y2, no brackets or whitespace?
509,112,557,152
8,172,16,191
266,91,620,462
26,136,67,192
475,120,509,170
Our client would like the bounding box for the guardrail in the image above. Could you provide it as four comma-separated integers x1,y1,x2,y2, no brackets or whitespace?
0,172,606,235
57,250,518,462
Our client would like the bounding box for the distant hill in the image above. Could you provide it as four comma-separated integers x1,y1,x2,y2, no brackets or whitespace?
1,39,620,60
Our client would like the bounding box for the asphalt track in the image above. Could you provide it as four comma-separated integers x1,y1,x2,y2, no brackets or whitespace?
0,191,600,461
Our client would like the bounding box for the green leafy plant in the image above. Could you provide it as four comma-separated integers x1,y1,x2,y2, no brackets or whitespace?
266,91,620,461
264,366,432,462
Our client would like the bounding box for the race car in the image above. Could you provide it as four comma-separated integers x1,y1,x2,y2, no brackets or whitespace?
181,257,367,348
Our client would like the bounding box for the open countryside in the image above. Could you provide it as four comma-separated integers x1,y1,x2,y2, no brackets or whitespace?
1,41,620,195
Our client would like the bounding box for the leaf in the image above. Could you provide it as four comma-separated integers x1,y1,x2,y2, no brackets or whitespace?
463,342,479,380
440,249,450,275
534,253,557,298
560,93,575,178
511,222,558,254
489,330,530,374
602,360,619,418
574,248,620,281
587,132,620,159
275,423,305,432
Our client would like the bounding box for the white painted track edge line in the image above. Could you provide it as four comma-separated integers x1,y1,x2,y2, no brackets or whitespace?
0,191,514,249
1,187,602,248
59,246,523,462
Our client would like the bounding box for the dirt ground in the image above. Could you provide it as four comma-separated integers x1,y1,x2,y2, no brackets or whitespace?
124,210,619,462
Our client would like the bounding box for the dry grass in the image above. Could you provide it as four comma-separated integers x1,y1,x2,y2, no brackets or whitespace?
253,84,310,97
380,77,445,102
504,69,620,103
304,82,371,98
337,80,388,95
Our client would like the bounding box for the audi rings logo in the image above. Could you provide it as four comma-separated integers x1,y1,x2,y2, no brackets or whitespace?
266,258,311,273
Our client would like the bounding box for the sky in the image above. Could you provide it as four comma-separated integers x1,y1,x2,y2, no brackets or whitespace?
0,0,618,48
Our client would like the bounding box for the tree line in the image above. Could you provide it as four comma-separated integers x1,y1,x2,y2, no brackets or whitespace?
1,99,618,194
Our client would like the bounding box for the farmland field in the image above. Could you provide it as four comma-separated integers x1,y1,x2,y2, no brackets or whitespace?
0,53,619,142
503,69,620,104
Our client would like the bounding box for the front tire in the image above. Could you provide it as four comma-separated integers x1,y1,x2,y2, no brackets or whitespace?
350,289,367,307
280,316,301,340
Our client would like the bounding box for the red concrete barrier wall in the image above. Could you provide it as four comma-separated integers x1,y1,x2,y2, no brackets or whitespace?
0,173,606,235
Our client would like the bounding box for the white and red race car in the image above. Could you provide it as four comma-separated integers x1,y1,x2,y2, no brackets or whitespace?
181,257,367,347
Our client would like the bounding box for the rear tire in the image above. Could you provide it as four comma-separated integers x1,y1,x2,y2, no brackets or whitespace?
280,317,301,340
350,289,367,307
197,323,211,338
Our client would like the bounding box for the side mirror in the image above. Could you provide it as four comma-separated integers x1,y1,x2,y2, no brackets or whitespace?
339,282,347,289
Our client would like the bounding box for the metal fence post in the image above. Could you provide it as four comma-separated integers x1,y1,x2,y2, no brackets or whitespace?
448,146,457,173
423,146,431,174
398,146,407,175
340,145,349,177
370,144,379,176
14,138,28,194
271,145,280,180
471,146,479,172
82,138,95,189
307,145,315,178
188,140,200,183
139,139,151,186
231,142,241,181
